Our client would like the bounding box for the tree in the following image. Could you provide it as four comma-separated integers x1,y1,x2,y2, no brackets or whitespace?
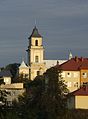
37,67,68,119
0,90,8,105
5,63,20,78
0,90,10,118
12,75,45,119
13,66,68,119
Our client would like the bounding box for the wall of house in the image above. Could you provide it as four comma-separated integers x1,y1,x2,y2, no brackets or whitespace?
0,83,24,89
75,96,88,109
19,67,29,78
62,71,80,92
80,69,88,85
4,77,11,84
30,63,46,80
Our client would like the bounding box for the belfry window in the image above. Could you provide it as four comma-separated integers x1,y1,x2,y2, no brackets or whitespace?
35,40,38,46
35,56,39,63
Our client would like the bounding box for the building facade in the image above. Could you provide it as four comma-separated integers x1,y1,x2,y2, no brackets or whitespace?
27,26,46,80
26,26,67,80
19,61,29,79
57,57,88,92
0,70,12,84
61,71,80,92
80,69,88,85
67,86,88,109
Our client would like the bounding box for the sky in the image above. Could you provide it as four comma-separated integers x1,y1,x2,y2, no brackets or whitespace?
0,0,88,67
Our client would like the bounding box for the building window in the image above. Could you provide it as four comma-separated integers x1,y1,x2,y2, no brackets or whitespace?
37,71,40,76
83,82,88,86
35,56,39,63
82,73,87,78
67,72,71,77
74,82,78,87
35,40,38,46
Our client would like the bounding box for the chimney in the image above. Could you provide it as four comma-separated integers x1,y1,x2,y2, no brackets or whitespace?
57,61,59,65
75,56,78,62
81,57,83,62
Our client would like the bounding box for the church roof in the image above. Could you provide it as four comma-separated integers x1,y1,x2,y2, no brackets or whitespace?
19,61,28,68
28,26,42,39
44,60,67,69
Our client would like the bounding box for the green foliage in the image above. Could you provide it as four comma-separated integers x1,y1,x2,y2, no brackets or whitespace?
0,79,4,85
0,108,20,119
61,109,88,119
0,66,68,119
0,90,11,119
5,110,20,119
13,75,45,119
5,63,20,78
41,67,68,118
12,67,68,119
0,90,8,105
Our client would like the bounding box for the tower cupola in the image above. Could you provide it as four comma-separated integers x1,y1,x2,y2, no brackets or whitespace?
28,26,42,39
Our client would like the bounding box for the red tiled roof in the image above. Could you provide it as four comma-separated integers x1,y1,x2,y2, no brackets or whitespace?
57,57,88,71
72,86,88,96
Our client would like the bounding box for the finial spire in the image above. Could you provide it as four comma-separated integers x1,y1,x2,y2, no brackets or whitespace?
22,57,24,61
35,19,36,27
69,50,73,60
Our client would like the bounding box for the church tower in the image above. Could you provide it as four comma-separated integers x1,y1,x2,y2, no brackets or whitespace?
27,26,46,80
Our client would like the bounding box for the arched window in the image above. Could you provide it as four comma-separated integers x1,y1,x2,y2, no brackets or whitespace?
37,71,40,76
35,40,38,46
35,56,39,63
